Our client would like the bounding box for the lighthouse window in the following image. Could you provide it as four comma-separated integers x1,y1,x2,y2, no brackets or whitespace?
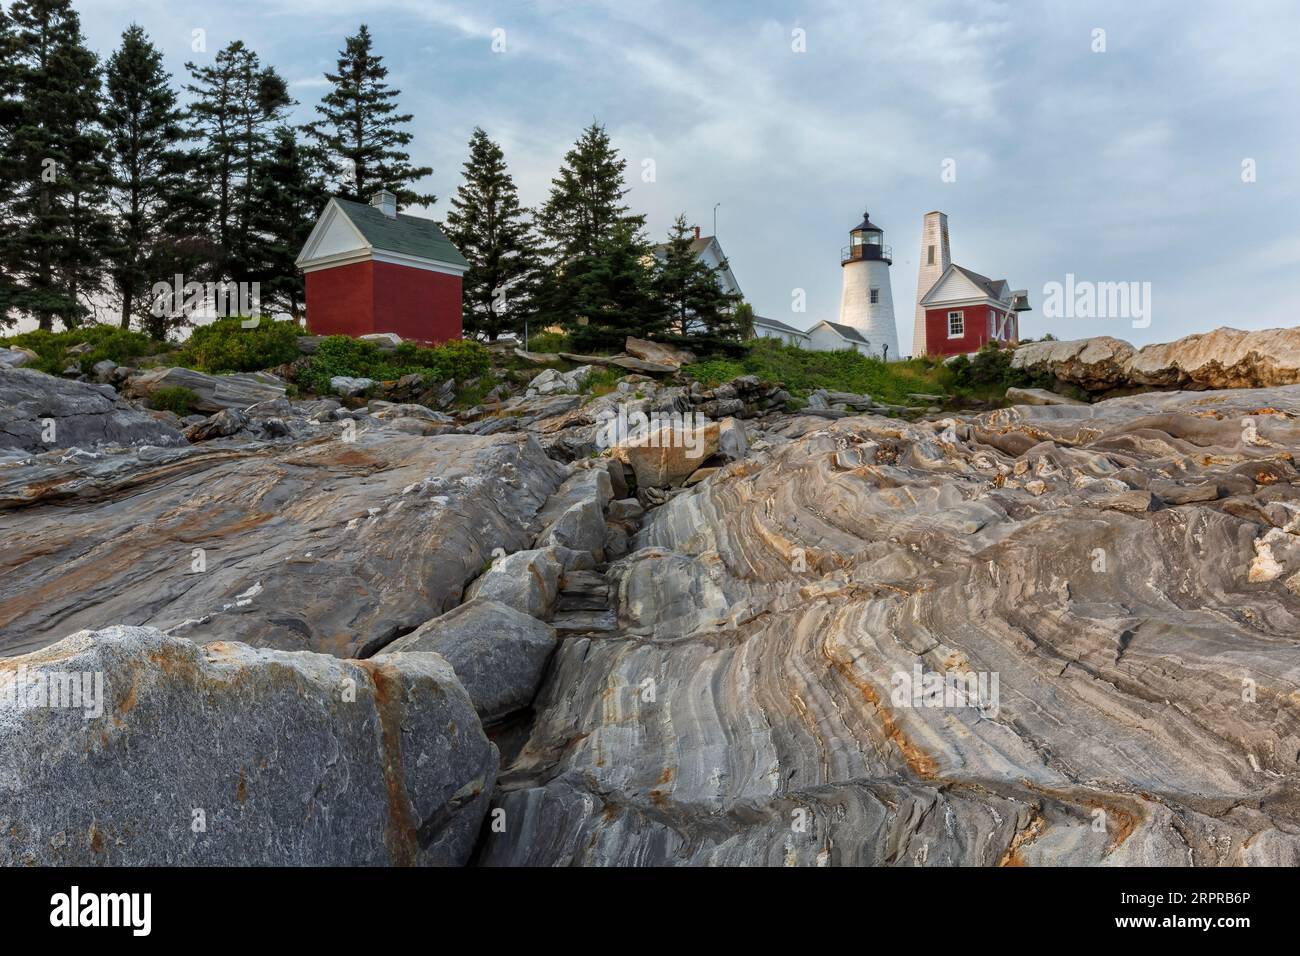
870,288,880,304
948,311,964,337
927,245,935,265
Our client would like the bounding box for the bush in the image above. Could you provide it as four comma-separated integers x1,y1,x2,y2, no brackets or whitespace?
296,336,491,396
177,317,303,374
525,331,570,354
148,386,200,416
948,342,1052,394
1,325,158,375
684,337,953,406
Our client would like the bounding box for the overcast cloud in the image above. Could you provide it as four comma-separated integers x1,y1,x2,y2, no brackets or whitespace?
74,0,1300,349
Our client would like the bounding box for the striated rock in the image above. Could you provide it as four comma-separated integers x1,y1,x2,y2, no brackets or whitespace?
1014,327,1300,394
482,383,1300,866
465,548,563,620
1,366,186,452
1011,336,1136,391
380,599,557,726
128,366,287,413
0,430,567,659
0,626,497,865
1005,386,1087,407
624,337,696,368
611,416,748,488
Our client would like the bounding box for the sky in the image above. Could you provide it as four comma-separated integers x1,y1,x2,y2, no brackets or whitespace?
67,0,1300,350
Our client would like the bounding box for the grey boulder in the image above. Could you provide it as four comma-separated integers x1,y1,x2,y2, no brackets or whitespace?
0,626,497,865
381,599,558,725
0,366,185,453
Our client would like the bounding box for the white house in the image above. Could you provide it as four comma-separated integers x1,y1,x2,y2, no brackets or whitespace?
651,227,742,299
751,314,810,346
806,320,874,356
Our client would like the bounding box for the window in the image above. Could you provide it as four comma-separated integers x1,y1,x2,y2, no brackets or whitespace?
869,287,879,304
927,245,935,265
948,310,964,337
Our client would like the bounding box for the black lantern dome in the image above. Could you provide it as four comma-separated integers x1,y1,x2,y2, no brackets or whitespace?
842,208,891,265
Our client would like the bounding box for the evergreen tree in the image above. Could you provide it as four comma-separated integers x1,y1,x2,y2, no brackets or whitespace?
103,24,195,330
305,24,433,208
557,223,665,352
0,6,21,326
537,122,644,263
6,0,113,330
653,214,742,339
246,126,327,318
444,127,538,340
186,41,291,282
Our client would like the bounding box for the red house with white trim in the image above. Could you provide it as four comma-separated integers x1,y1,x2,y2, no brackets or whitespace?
918,263,1030,358
295,190,469,344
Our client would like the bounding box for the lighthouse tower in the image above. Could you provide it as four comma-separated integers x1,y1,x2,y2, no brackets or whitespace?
838,209,899,360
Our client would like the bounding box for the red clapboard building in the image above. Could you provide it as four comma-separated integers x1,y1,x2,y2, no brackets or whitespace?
918,263,1031,358
295,190,469,344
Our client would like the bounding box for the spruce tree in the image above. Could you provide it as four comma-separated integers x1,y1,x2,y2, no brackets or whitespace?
653,214,742,339
6,0,112,330
444,127,538,340
246,126,327,318
103,24,194,330
305,24,433,207
186,41,291,282
559,223,666,352
537,122,644,262
0,6,21,326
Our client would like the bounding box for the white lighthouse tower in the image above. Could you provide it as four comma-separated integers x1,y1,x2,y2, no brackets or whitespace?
837,209,899,360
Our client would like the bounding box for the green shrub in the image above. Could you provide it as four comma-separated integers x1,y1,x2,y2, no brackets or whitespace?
1,325,158,375
148,386,200,416
177,317,303,374
296,336,491,396
526,331,570,354
948,342,1052,395
684,337,953,406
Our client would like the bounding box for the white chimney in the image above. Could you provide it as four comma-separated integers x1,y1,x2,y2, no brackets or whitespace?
371,190,397,218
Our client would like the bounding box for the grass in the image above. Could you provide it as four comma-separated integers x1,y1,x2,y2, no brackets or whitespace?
1,325,161,376
684,338,957,405
683,338,1055,406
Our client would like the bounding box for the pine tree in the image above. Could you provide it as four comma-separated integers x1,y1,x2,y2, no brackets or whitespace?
537,122,644,263
653,214,742,339
246,126,327,318
6,0,113,330
103,24,194,331
186,41,291,282
0,6,21,326
305,25,433,208
444,127,539,340
559,223,666,352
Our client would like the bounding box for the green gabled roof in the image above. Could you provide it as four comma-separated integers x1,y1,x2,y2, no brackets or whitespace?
333,197,469,269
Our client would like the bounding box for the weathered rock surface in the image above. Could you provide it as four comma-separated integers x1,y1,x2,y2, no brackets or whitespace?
482,384,1300,866
0,626,497,865
1014,327,1300,393
1005,386,1087,407
1,346,38,369
1,366,186,452
611,416,748,488
0,429,567,658
380,599,557,725
465,548,563,619
128,366,287,413
624,336,696,368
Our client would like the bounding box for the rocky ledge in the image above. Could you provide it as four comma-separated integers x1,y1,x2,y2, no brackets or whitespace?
3,335,1300,867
